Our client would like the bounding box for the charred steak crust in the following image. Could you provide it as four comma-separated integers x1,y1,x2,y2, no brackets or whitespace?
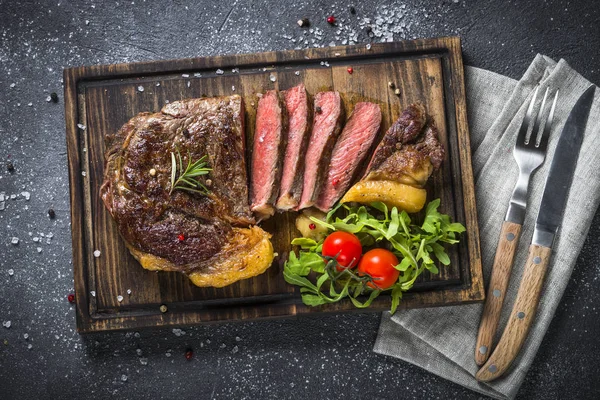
365,103,426,174
250,90,288,218
101,96,273,285
363,104,445,187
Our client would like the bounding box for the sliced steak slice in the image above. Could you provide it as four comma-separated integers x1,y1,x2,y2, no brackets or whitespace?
365,103,426,174
250,90,287,219
298,91,344,209
314,102,382,212
276,84,311,211
100,96,274,288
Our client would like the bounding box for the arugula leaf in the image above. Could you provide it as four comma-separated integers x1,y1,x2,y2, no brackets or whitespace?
291,237,319,250
390,284,403,314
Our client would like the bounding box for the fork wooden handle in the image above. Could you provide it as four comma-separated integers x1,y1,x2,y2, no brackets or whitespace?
475,221,522,366
476,244,552,381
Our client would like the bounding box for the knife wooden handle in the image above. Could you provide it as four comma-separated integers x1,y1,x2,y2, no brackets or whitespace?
475,221,522,366
475,244,552,382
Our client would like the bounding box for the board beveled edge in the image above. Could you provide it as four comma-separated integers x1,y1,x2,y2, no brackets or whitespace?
64,67,94,333
445,36,485,304
62,37,455,80
64,36,484,334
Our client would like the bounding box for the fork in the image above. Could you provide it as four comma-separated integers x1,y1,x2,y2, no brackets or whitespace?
475,86,558,366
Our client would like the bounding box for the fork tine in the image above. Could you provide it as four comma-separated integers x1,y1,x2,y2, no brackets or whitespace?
532,87,549,146
516,86,539,145
538,90,559,151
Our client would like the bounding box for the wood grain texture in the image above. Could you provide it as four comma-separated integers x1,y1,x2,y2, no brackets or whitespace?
475,221,522,366
64,37,484,333
475,244,552,382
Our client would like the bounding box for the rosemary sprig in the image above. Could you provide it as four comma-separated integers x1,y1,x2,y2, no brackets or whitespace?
169,149,212,195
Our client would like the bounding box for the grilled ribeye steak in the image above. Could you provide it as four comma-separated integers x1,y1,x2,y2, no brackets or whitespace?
364,103,444,187
276,84,311,211
315,102,382,212
298,91,345,209
251,90,288,219
100,96,274,288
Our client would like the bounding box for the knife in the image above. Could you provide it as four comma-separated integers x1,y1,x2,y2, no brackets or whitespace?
475,85,596,382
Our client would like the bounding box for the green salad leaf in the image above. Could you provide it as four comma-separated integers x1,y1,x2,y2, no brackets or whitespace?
283,200,465,314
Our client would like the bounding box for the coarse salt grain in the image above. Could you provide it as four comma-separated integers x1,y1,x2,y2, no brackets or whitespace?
216,69,224,75
11,237,19,245
2,321,11,328
182,74,189,78
137,86,144,92
90,291,96,297
93,250,101,257
127,289,132,295
8,269,14,276
121,374,128,382
37,247,42,253
117,295,123,302
295,71,300,76
269,74,276,82
77,124,86,130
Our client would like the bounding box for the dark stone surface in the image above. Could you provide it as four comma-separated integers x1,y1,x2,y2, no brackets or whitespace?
1,0,599,399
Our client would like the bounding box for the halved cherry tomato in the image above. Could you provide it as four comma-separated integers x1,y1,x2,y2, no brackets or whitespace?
322,231,362,270
357,248,399,289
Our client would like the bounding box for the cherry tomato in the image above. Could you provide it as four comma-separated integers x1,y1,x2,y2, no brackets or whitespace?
322,231,362,270
357,248,400,289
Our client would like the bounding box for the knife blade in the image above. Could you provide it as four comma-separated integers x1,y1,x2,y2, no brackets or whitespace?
532,84,596,248
476,84,596,382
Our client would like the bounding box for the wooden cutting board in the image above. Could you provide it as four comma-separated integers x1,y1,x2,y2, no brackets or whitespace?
64,37,484,333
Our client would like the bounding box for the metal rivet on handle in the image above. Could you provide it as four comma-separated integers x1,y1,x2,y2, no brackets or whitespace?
517,311,525,319
479,346,488,354
506,233,515,241
493,289,501,298
488,364,498,373
533,256,542,264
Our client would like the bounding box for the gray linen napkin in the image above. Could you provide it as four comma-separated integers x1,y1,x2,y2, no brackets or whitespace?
373,54,600,399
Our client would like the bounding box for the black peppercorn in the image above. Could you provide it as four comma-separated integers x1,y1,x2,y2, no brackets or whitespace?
50,92,59,103
48,208,56,219
350,6,356,14
315,106,322,114
182,128,189,138
297,18,310,28
364,26,372,34
6,161,14,172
